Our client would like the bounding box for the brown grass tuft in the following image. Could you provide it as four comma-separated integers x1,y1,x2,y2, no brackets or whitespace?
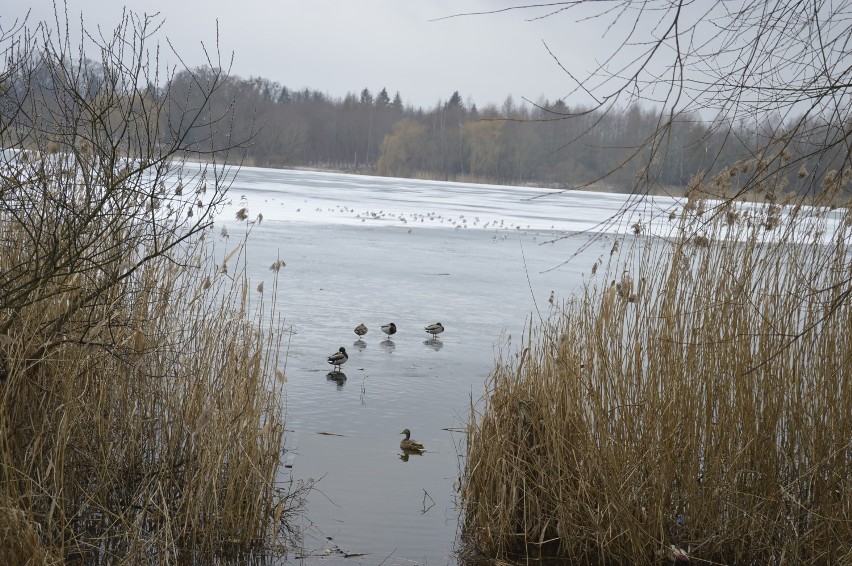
0,495,62,565
461,176,852,563
1,174,304,561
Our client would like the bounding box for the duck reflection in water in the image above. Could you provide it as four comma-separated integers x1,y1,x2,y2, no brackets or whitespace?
352,338,367,351
423,338,443,351
380,339,396,352
399,451,420,462
326,371,347,389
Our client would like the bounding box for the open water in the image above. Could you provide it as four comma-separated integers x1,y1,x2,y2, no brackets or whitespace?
213,167,676,565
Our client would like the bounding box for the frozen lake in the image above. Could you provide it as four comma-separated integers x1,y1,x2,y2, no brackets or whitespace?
213,167,676,564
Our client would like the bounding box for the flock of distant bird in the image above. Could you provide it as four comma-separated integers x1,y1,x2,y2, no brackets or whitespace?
325,321,445,454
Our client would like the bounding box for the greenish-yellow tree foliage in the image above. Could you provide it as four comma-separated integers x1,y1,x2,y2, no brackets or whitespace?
462,120,504,178
377,118,427,177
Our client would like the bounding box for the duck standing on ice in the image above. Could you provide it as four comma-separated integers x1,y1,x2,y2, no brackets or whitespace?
327,347,348,372
424,322,444,338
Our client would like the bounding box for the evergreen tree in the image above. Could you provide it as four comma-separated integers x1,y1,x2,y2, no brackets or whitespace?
392,91,404,112
376,87,391,108
446,90,463,109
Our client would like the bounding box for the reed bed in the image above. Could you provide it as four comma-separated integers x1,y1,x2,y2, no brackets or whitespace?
0,167,301,563
461,169,852,564
0,13,306,560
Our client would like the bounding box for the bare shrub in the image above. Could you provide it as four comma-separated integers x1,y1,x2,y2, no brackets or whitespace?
0,8,304,562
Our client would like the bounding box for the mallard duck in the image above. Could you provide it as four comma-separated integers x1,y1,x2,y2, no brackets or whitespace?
327,347,348,372
399,428,425,453
424,322,444,338
354,323,368,337
381,322,397,339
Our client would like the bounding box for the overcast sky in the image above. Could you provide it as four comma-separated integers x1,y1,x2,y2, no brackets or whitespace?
4,1,628,110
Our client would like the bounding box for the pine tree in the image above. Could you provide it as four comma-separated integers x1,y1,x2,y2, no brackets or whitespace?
446,90,463,109
376,87,390,108
392,91,404,112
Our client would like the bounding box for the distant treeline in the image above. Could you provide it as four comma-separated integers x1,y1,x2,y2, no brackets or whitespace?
176,73,740,191
7,59,849,193
170,72,850,194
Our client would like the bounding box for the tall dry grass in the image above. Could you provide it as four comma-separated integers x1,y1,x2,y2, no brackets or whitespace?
0,11,306,561
461,165,852,564
0,182,301,562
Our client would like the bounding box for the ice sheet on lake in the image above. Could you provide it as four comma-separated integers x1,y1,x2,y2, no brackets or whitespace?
220,167,680,236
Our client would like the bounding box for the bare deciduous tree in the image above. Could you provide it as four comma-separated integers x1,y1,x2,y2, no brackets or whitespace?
459,5,852,562
450,1,851,197
0,8,300,562
1,6,249,367
447,1,852,339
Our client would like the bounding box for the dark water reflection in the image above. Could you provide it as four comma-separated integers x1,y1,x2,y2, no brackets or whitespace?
222,169,617,564
326,371,347,388
398,450,425,463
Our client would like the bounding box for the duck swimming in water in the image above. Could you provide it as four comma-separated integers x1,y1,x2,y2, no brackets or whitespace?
424,322,444,338
327,347,348,372
381,322,397,339
399,428,426,453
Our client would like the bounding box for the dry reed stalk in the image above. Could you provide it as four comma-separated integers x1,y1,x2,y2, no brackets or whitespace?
0,216,302,561
0,493,62,564
0,14,309,561
462,170,852,564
